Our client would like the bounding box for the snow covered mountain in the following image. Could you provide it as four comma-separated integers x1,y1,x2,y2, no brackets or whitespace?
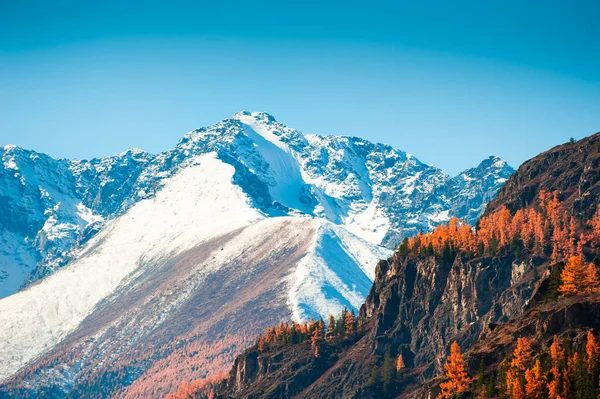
0,146,103,297
0,111,512,398
0,111,513,299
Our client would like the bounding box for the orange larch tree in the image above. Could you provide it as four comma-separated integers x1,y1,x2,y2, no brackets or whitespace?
437,342,470,399
396,354,405,377
511,337,532,373
558,256,587,296
344,309,356,334
326,314,336,340
310,319,325,358
584,262,600,294
507,369,525,399
547,335,564,399
525,359,545,399
586,331,600,373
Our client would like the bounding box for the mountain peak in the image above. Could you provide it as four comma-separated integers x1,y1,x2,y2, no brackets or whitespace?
232,110,277,124
117,147,149,157
471,155,511,171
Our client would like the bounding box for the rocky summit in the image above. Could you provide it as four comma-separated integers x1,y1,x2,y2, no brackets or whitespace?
0,112,512,399
0,111,512,298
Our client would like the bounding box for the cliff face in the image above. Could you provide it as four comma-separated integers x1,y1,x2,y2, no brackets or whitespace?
360,253,539,374
466,294,600,373
206,134,600,399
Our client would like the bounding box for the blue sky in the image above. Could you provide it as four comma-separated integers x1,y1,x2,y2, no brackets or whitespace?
1,0,599,174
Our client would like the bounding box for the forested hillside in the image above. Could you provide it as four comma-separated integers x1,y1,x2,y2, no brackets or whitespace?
165,132,600,399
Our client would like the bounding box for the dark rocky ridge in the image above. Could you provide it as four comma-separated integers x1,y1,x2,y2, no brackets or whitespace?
207,134,600,398
485,132,600,220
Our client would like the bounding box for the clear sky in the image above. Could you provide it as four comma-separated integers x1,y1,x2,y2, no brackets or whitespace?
1,0,599,174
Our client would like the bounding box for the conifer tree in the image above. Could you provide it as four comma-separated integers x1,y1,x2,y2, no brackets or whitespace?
587,331,600,374
326,314,336,340
584,263,600,294
548,335,564,399
507,369,525,399
591,207,600,242
438,342,470,399
396,354,405,378
311,319,325,358
369,365,382,388
525,359,544,399
511,337,532,373
382,351,396,394
345,309,356,334
558,256,587,296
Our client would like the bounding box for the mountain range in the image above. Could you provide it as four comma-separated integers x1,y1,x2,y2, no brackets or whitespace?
0,112,513,398
0,111,512,298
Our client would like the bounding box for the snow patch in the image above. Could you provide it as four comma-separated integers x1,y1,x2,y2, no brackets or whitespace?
76,203,103,225
287,221,391,322
345,201,391,244
237,113,309,213
430,210,451,223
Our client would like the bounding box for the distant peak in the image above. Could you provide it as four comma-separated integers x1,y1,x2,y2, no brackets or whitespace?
477,155,510,169
454,155,513,179
118,147,148,157
2,144,18,152
232,111,277,123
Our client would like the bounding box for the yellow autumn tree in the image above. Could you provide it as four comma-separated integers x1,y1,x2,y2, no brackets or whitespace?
584,263,600,294
525,359,544,399
511,337,532,373
558,256,587,296
547,335,563,399
344,309,356,334
586,331,599,373
396,354,405,374
437,342,470,399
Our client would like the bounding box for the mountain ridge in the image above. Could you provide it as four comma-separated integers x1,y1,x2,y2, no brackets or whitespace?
0,112,513,398
191,132,600,399
0,111,513,298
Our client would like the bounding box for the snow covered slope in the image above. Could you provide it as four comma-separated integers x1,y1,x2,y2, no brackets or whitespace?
0,112,512,298
0,153,263,379
0,111,513,398
0,153,390,398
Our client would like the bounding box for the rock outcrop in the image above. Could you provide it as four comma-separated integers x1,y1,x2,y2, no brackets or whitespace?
206,133,600,399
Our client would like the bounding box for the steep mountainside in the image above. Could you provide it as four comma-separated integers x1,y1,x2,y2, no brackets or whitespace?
0,146,102,297
0,153,389,399
198,133,600,399
0,111,512,298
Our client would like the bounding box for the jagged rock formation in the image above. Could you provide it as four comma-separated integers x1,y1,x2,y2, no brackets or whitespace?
0,112,513,298
204,133,600,399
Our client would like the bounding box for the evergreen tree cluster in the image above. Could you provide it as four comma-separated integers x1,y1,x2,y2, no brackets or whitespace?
255,307,358,358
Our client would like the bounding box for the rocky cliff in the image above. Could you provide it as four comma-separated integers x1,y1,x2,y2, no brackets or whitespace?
203,133,600,399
